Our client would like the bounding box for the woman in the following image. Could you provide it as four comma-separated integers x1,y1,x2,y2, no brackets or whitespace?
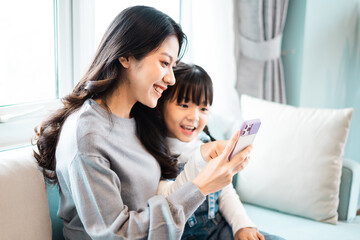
33,6,251,239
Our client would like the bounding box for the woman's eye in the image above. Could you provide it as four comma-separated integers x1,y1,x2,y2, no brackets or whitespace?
161,61,170,67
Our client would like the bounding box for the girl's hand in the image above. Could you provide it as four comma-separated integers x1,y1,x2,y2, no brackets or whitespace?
200,140,228,161
192,130,252,195
234,227,264,240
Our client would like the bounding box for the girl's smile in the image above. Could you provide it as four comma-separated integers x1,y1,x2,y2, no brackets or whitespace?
163,99,209,142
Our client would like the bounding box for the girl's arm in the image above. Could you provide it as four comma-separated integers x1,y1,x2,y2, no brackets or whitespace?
218,183,257,235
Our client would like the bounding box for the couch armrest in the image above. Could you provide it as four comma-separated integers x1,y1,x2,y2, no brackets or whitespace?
338,158,360,222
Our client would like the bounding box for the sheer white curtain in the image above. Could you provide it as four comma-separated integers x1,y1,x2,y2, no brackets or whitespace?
180,0,242,139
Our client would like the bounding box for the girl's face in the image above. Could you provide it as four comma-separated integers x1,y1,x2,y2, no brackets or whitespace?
120,36,179,108
163,98,210,142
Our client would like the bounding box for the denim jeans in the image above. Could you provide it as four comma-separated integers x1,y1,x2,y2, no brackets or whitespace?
181,193,286,240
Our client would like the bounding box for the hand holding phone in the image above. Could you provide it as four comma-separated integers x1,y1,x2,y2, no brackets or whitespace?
228,119,261,160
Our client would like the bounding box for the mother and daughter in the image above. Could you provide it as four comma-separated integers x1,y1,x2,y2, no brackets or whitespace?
34,5,284,240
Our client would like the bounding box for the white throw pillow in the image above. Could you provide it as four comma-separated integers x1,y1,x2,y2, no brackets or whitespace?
236,95,353,224
0,147,52,240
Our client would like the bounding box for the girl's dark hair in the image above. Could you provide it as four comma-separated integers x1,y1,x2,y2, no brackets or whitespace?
158,62,216,141
33,6,187,184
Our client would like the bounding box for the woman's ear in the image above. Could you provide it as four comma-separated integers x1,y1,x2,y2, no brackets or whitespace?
119,56,130,68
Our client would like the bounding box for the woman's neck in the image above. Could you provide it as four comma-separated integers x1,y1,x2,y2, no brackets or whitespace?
95,84,135,119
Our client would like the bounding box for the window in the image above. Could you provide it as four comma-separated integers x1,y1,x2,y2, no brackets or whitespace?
94,0,180,46
0,0,180,151
0,0,62,151
73,0,180,82
0,0,56,106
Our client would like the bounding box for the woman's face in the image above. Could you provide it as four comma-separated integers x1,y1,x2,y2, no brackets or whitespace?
163,98,210,142
121,35,179,108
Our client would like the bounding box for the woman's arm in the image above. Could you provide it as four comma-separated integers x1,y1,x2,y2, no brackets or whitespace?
157,144,206,197
158,133,250,198
157,139,228,197
68,152,205,240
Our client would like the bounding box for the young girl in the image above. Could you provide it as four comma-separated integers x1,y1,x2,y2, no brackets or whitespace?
33,6,251,239
157,62,285,240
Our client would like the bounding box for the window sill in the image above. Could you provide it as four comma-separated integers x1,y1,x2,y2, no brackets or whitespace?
0,99,61,152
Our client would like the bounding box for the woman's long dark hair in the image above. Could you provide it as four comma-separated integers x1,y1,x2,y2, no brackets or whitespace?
157,62,216,141
33,6,187,184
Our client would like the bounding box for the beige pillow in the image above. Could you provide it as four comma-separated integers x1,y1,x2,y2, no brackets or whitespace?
236,95,353,224
0,147,52,239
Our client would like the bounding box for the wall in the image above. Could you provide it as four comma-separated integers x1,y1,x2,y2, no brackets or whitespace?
282,0,360,164
282,0,360,208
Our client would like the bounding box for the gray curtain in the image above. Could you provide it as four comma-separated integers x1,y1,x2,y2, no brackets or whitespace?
233,0,288,103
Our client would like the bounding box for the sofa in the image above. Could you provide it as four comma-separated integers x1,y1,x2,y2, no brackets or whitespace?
1,96,360,240
0,146,359,240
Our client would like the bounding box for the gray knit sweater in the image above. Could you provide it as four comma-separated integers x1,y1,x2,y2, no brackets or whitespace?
55,99,205,240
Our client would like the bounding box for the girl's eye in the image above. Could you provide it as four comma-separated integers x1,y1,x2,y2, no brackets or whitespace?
178,104,188,108
201,107,209,112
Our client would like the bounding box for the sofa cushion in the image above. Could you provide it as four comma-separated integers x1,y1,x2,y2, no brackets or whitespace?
236,95,353,224
0,146,52,240
243,203,360,240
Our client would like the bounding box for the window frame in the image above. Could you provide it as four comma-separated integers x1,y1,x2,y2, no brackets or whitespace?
0,0,74,152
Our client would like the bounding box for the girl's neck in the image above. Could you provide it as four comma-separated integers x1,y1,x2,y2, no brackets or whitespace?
95,83,135,119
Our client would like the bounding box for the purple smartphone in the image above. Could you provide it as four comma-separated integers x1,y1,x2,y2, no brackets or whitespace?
228,119,261,160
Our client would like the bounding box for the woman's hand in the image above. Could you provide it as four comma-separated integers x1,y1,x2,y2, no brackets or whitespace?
200,140,228,161
192,130,252,195
234,227,264,240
